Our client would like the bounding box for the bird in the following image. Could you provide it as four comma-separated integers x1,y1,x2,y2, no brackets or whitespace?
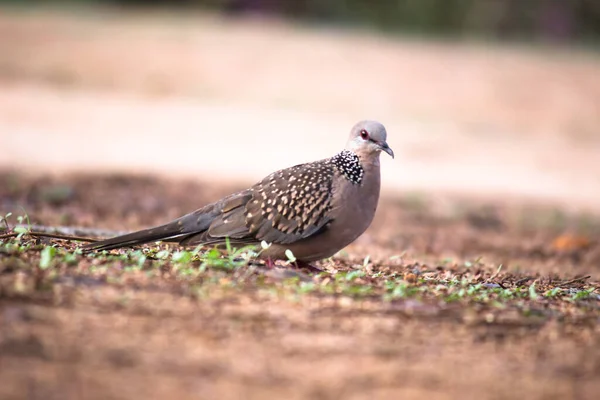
82,120,393,267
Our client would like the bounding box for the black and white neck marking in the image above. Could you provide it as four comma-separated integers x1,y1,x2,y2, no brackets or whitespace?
331,150,364,184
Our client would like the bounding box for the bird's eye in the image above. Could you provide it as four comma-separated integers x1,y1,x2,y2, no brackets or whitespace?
360,129,369,140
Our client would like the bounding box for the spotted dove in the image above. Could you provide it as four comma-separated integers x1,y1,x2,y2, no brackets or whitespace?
83,120,393,262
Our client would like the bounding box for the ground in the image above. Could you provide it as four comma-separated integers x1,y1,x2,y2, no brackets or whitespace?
1,6,600,400
1,173,599,400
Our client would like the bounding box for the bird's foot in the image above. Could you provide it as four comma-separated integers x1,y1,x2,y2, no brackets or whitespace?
261,258,322,274
265,257,276,269
293,260,323,273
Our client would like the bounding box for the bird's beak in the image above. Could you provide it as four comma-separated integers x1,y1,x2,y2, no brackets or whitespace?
379,142,394,159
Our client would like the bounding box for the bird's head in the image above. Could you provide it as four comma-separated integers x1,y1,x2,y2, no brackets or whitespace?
346,120,394,159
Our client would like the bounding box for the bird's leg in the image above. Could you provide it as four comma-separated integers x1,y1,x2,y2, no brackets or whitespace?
265,257,276,269
293,260,323,273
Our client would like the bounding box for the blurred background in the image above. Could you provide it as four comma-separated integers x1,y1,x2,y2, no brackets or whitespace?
1,0,599,210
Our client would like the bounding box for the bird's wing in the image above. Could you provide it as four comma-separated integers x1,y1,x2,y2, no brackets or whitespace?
217,159,336,245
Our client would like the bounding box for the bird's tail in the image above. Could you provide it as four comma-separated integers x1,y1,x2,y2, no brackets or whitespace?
81,191,252,252
82,220,186,252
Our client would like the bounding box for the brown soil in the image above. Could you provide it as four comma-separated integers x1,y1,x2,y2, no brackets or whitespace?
1,172,599,400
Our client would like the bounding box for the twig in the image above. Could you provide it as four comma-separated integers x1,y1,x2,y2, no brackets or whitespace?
0,230,96,243
30,231,98,242
557,275,591,287
18,224,126,238
515,277,533,286
0,232,18,240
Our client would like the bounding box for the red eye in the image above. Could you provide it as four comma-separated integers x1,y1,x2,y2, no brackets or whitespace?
360,129,369,140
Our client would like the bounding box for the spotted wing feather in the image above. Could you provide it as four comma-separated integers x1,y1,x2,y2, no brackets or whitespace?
244,160,337,245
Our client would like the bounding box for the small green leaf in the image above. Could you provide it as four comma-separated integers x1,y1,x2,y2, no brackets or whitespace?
40,246,57,269
285,249,296,263
64,252,78,265
155,250,170,260
570,289,594,301
346,270,365,281
363,255,370,267
173,250,192,264
137,254,147,267
205,248,221,260
297,282,316,293
528,283,538,300
544,287,562,298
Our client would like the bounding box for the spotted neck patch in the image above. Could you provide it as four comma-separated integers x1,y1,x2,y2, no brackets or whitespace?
331,150,364,184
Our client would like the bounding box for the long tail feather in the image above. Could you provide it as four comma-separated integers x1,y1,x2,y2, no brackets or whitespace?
82,191,253,252
82,221,185,252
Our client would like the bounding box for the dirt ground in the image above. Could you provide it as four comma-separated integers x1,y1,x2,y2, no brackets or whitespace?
1,172,599,400
1,6,600,400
